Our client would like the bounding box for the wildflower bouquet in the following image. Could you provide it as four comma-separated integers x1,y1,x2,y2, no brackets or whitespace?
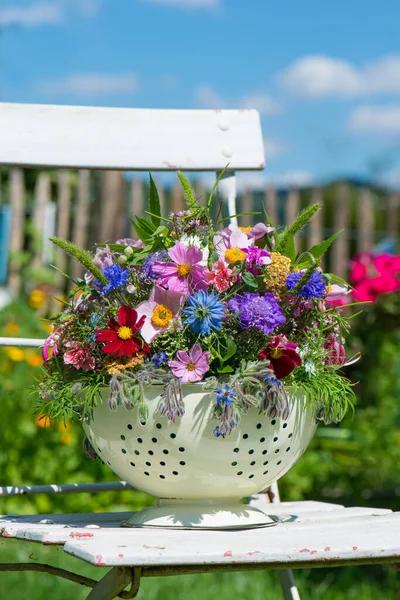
37,173,356,438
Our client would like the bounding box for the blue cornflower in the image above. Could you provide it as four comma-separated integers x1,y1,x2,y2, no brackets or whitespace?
183,290,225,336
95,264,129,296
264,374,283,388
152,352,167,367
215,384,236,406
286,270,327,299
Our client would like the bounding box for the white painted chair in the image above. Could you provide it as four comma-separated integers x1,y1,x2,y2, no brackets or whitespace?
0,103,399,600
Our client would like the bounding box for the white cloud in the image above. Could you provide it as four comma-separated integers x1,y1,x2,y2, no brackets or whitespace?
348,105,400,135
263,138,287,159
0,3,63,27
142,0,219,8
40,73,140,96
194,84,281,116
279,54,400,99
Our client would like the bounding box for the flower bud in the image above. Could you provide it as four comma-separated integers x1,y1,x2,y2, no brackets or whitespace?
124,246,134,256
118,255,128,265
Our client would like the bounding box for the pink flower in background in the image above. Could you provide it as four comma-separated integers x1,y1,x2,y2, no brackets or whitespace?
135,285,186,343
352,276,400,303
63,342,95,371
152,243,208,293
373,254,400,275
349,251,400,303
168,343,210,383
325,283,351,308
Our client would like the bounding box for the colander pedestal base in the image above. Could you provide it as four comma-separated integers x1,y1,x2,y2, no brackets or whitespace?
122,498,277,530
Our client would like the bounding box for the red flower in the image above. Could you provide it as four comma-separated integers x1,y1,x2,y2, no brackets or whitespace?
95,306,150,358
259,335,302,379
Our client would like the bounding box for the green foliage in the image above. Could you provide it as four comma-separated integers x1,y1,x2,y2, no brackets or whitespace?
49,237,108,284
276,203,320,255
148,173,161,227
178,170,198,211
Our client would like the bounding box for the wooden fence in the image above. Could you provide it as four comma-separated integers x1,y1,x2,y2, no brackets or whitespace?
1,168,399,295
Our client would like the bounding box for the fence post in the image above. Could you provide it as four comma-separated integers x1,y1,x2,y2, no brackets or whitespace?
31,172,51,269
8,169,26,294
357,187,374,253
171,180,184,214
331,182,349,278
99,171,124,244
55,170,71,286
265,184,278,226
130,178,144,221
71,170,90,281
285,187,300,227
386,193,399,241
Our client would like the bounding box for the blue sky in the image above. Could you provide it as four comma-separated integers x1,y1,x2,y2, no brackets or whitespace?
1,0,400,188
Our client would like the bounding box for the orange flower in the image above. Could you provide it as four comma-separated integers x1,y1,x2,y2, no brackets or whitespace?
4,321,20,335
27,354,43,368
35,414,52,428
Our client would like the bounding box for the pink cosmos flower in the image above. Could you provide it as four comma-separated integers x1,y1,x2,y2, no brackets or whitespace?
214,227,255,264
205,259,237,292
248,222,275,240
63,342,95,371
324,335,346,366
325,283,351,308
135,285,186,343
168,343,210,383
151,243,208,293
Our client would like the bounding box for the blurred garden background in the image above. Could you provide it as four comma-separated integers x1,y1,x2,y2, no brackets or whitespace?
1,0,400,598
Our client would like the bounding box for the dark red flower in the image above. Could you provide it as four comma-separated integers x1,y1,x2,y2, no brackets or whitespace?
95,306,150,358
259,335,302,379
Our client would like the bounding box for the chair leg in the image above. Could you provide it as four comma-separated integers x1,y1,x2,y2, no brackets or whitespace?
270,482,302,600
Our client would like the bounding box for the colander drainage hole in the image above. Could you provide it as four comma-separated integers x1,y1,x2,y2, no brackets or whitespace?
275,449,280,454
120,435,126,441
256,423,262,429
248,449,254,455
248,474,254,479
159,475,165,479
170,433,176,439
233,448,240,453
231,461,238,466
283,423,288,429
156,423,162,429
148,450,154,456
180,461,186,466
260,437,265,443
172,471,179,476
288,433,293,438
179,447,185,453
250,461,256,466
271,419,276,425
160,461,166,466
286,447,291,452
277,460,282,465
127,424,133,430
263,470,269,475
137,438,143,444
134,450,140,456
273,437,278,442
163,449,169,455
121,449,127,454
146,461,151,467
144,472,150,476
242,433,248,439
263,460,269,466
237,471,243,476
130,462,135,467
152,438,158,443
262,450,268,455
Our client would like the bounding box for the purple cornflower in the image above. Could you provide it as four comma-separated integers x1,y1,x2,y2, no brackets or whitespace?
228,293,285,334
286,270,327,299
215,384,236,406
95,264,129,296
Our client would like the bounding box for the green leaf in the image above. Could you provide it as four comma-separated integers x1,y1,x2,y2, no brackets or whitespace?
284,232,296,262
242,271,258,288
297,230,344,267
130,218,149,243
217,365,234,374
178,171,197,211
276,203,320,253
149,174,161,227
221,339,237,363
207,164,230,210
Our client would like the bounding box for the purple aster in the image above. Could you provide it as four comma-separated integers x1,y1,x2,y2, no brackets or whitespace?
286,270,327,299
228,292,286,334
94,264,129,296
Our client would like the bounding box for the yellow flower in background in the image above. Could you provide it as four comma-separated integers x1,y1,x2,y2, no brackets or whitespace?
4,321,20,335
29,289,46,309
60,432,73,445
6,347,25,362
35,414,52,428
27,354,43,368
41,322,54,334
57,420,72,432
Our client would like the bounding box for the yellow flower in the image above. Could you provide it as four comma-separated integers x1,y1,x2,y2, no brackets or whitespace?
41,322,54,334
35,414,52,428
57,420,72,432
265,252,292,296
6,347,25,362
60,432,73,445
29,289,46,309
107,353,144,375
239,226,252,233
27,354,43,368
225,247,247,263
4,321,20,335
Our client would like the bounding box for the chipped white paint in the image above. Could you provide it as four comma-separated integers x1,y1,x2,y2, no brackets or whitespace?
0,104,264,171
0,501,399,569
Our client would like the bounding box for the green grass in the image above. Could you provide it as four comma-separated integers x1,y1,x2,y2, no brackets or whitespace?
0,539,398,600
